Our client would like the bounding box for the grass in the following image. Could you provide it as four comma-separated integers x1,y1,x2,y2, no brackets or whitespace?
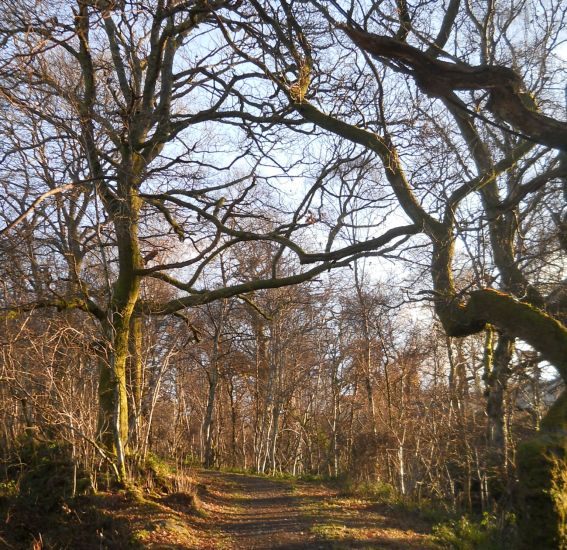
337,478,398,501
311,522,351,539
432,512,516,550
298,475,516,549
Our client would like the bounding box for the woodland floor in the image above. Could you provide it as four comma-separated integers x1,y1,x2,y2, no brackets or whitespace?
1,468,442,549
192,470,439,550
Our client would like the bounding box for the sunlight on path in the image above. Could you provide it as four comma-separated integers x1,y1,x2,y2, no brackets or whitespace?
192,471,438,550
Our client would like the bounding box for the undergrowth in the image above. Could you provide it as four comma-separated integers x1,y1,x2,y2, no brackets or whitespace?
332,476,517,549
0,443,202,548
1,445,520,549
432,512,516,549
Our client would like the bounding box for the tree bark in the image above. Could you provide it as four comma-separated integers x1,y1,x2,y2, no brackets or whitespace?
484,330,513,473
127,315,143,451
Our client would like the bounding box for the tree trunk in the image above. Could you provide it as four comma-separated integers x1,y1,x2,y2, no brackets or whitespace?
203,366,218,468
268,403,281,473
228,378,238,468
517,403,567,549
127,315,143,451
484,329,513,474
96,189,142,483
97,329,128,456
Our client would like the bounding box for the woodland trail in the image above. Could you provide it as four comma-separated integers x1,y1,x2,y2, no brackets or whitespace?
191,470,438,549
0,466,441,549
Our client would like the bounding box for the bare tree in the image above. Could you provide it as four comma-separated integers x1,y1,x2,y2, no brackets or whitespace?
228,1,566,544
1,0,413,484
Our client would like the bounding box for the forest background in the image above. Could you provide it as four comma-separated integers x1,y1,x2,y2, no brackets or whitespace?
1,0,566,548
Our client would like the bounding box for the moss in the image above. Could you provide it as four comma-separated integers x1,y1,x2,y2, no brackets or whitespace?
517,434,567,549
543,390,567,432
131,528,151,544
551,456,567,548
518,90,539,112
470,289,567,378
144,453,176,490
0,310,20,321
15,442,81,509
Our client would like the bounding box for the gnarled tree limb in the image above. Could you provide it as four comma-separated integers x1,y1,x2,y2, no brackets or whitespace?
340,26,567,152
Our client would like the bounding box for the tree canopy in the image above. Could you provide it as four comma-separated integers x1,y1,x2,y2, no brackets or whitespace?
1,1,566,547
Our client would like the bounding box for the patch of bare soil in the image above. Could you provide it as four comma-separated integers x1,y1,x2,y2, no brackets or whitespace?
189,471,440,550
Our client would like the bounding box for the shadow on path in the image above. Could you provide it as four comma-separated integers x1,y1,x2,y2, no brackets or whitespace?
195,470,437,550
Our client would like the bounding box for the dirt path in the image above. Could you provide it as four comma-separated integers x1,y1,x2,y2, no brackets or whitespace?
192,471,438,550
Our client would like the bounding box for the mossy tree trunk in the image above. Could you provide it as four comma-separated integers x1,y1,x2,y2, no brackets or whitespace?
433,251,567,547
517,433,567,548
127,315,143,451
95,184,143,483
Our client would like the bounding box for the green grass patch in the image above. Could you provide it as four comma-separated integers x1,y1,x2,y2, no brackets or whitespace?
432,512,515,549
311,522,350,539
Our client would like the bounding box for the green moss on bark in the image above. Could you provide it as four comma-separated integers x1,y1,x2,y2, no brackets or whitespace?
97,351,129,453
517,435,567,549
